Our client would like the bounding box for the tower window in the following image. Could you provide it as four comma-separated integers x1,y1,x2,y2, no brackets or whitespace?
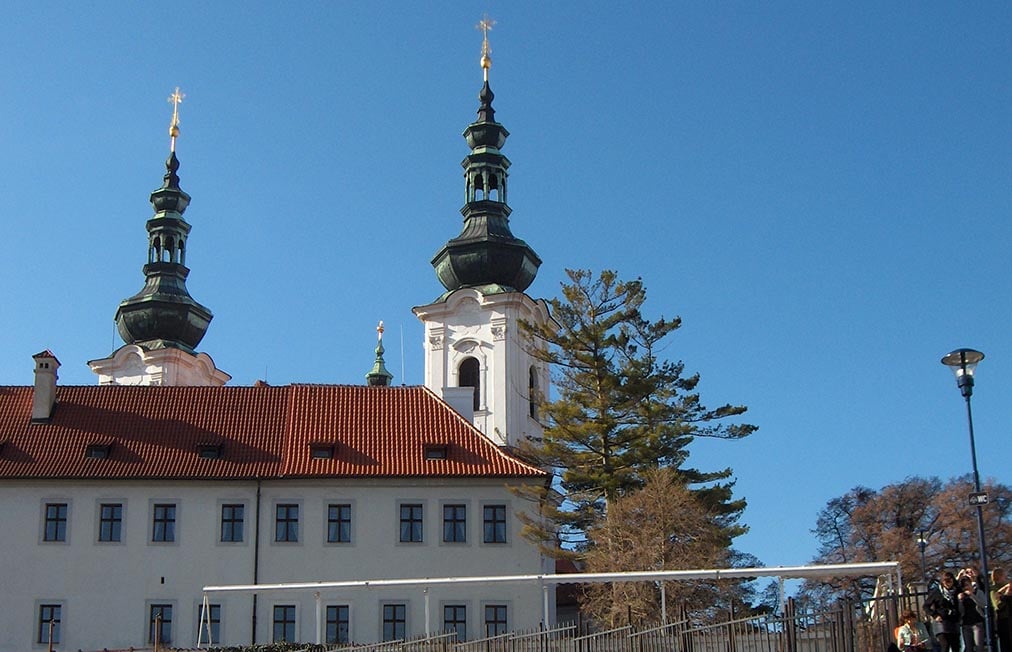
529,366,539,420
458,357,480,411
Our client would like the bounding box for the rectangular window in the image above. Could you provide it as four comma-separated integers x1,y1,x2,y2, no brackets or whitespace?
275,504,299,542
149,604,173,645
382,603,406,641
443,504,466,543
99,503,122,542
444,604,466,641
152,504,176,542
221,504,244,542
399,504,423,543
38,604,61,645
326,605,350,644
44,503,68,542
483,505,507,543
273,605,296,643
484,605,507,637
198,603,221,644
327,504,351,543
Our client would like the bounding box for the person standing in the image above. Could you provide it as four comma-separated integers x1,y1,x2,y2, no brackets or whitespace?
957,574,986,652
925,572,962,652
991,569,1012,652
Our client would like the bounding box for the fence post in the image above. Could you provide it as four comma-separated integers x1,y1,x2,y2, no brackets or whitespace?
843,601,855,652
680,604,692,652
785,597,797,652
728,601,737,652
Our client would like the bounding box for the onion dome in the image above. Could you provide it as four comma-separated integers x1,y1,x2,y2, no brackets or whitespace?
114,89,213,352
431,23,540,296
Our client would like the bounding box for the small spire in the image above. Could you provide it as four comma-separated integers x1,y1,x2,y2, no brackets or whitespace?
168,87,185,152
477,15,495,82
365,321,394,386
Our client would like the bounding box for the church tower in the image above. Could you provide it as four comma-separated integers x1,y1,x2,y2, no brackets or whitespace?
89,89,229,386
414,22,551,448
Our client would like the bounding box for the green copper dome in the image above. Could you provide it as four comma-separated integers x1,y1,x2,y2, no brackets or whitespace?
432,79,540,294
115,151,213,352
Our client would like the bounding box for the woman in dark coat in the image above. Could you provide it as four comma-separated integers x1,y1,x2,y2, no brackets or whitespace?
924,572,961,652
957,575,986,652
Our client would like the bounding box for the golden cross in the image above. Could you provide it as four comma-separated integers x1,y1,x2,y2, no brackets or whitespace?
167,87,185,151
477,15,495,79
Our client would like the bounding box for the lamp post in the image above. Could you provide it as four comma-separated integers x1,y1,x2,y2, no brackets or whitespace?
916,530,928,582
940,347,992,652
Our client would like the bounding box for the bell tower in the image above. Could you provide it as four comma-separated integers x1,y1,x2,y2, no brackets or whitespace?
414,21,550,448
89,88,229,386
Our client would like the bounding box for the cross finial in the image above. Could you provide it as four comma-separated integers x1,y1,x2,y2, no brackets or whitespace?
167,87,185,152
477,15,495,81
377,320,385,341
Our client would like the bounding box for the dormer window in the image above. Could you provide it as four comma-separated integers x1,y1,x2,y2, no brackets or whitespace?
85,444,111,459
424,444,448,460
196,443,222,459
310,443,335,460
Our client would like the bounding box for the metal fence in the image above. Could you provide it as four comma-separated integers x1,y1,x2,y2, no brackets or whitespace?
130,588,924,652
310,593,914,652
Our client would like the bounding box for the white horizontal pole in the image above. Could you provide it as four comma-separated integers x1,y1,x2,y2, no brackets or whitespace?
202,562,900,595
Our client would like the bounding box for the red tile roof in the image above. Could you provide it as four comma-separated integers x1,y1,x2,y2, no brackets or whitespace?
0,385,547,481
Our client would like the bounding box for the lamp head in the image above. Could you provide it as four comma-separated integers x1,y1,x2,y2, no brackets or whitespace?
941,348,984,398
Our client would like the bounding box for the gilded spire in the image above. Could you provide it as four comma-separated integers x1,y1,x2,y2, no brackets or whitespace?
168,87,184,152
478,15,495,81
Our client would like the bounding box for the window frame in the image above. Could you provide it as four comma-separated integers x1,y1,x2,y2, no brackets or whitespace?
398,503,424,543
482,504,508,544
36,603,62,646
42,502,69,543
274,503,300,543
272,604,297,643
148,603,174,646
382,602,407,641
483,604,508,638
326,604,351,645
443,603,467,641
326,503,352,544
151,502,177,543
197,602,221,645
442,503,467,544
98,502,123,543
458,357,481,411
220,503,245,543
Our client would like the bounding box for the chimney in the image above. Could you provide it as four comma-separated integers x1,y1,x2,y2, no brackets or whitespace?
441,386,475,423
32,350,60,423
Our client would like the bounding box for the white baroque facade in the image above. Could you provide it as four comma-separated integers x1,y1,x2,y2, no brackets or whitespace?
0,380,553,652
414,289,551,449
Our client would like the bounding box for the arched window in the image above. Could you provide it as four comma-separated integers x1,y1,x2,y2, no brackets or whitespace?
529,366,539,419
459,357,480,411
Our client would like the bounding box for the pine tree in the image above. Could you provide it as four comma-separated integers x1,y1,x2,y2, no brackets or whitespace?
516,269,756,557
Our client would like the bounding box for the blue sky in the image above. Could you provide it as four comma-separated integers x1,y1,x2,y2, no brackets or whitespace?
2,3,1010,576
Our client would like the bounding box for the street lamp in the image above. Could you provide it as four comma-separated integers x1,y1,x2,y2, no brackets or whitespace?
916,530,928,582
940,347,992,652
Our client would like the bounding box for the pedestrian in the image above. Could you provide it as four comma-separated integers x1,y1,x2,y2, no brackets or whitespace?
925,572,961,652
991,569,1012,652
898,610,932,652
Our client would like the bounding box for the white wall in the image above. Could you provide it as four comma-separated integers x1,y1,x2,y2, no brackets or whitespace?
414,290,550,448
0,478,552,651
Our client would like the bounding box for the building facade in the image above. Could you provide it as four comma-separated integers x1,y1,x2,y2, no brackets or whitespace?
0,30,555,652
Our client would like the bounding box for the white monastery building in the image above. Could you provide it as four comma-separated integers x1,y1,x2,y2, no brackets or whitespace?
0,29,557,651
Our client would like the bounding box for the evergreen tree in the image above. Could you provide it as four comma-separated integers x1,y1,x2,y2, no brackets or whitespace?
516,269,756,557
